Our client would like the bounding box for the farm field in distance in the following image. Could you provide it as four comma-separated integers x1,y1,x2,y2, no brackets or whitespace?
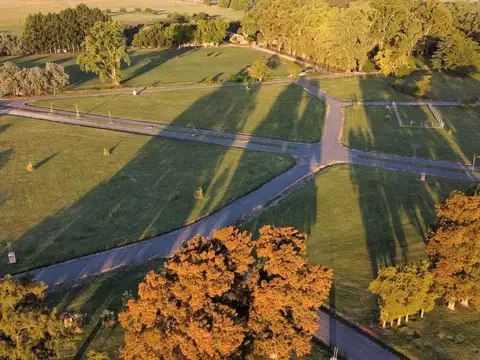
0,47,292,90
32,83,326,143
344,105,480,164
0,115,294,274
243,165,479,360
0,0,243,35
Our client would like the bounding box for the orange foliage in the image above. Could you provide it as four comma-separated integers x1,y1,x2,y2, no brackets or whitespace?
119,226,332,359
426,187,480,308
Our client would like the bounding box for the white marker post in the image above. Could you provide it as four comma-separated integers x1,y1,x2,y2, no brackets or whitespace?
421,172,426,182
7,242,16,264
75,104,80,119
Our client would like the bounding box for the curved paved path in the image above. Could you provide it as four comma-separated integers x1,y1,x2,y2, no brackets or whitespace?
2,78,478,360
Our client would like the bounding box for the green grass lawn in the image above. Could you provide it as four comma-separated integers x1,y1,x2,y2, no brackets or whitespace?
32,83,325,143
0,0,243,35
311,72,480,101
242,165,478,359
0,47,291,90
344,105,480,164
0,115,294,274
46,259,331,359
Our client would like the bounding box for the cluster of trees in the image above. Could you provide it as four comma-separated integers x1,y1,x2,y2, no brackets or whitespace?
0,61,69,96
370,187,480,327
0,225,332,359
132,19,229,48
23,4,108,54
242,0,480,74
119,226,333,359
0,276,73,359
0,33,24,56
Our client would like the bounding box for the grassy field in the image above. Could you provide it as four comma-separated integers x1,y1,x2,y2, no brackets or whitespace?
243,165,478,360
0,0,243,35
311,72,480,102
0,47,291,90
344,105,480,164
32,83,325,143
0,115,294,274
47,259,332,359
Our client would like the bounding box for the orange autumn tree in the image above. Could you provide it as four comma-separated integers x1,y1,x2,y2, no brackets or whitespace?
426,186,480,310
119,226,333,360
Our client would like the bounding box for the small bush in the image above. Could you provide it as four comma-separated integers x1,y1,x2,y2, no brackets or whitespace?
135,7,142,12
119,8,127,13
87,350,110,360
195,187,204,200
103,148,110,156
26,161,34,172
455,334,466,344
100,309,116,327
392,75,431,98
204,0,213,5
396,67,415,78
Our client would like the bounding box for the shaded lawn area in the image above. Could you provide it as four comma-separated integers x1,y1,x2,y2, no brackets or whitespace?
47,259,331,360
311,72,480,101
0,47,291,90
344,105,480,164
0,116,294,274
32,83,326,143
242,165,478,360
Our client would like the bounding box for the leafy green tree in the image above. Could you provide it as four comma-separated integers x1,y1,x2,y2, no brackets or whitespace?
77,21,130,85
0,275,73,359
119,226,332,359
426,187,480,310
229,0,253,11
194,19,229,45
432,32,480,74
0,33,24,56
369,262,437,328
248,58,270,82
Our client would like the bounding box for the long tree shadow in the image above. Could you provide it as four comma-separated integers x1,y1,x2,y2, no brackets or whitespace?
120,48,196,85
2,83,265,275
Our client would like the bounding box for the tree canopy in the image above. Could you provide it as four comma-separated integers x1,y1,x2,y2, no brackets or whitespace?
241,0,480,73
0,275,72,359
426,186,480,310
77,21,130,85
23,4,108,54
369,261,437,328
119,226,332,360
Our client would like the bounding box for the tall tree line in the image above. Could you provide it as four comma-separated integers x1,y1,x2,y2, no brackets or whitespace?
242,0,480,74
23,4,109,54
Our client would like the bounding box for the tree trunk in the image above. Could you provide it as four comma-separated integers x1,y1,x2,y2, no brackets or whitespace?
382,321,386,328
397,317,401,326
421,308,424,318
447,301,455,310
405,314,409,323
390,319,394,327
460,299,469,307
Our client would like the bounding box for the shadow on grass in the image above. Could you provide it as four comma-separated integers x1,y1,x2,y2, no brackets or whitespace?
2,83,268,275
34,151,62,170
121,47,195,85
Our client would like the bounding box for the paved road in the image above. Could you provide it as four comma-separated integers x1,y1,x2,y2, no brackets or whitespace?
3,79,478,360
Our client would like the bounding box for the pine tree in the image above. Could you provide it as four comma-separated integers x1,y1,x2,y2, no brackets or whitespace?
119,226,332,359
